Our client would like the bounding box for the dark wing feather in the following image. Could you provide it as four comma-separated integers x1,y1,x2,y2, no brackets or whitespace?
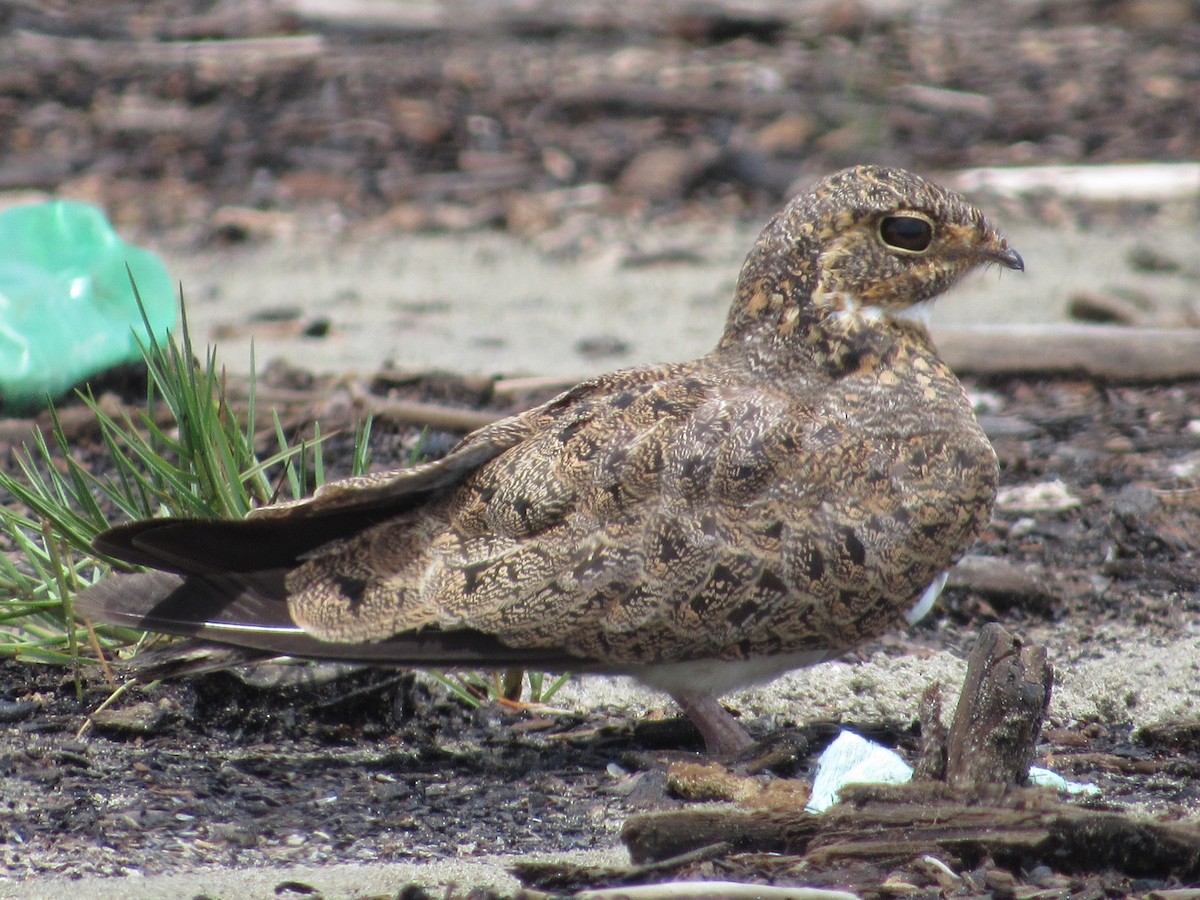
75,570,589,669
93,511,398,575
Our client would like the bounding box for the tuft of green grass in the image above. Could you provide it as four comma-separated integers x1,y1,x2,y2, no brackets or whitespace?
0,288,354,671
426,668,571,709
0,284,567,709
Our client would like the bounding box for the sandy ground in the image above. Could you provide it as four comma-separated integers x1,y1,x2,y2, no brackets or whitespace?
165,205,1200,383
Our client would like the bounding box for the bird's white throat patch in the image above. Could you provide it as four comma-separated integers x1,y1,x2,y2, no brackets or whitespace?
888,298,936,329
826,292,936,330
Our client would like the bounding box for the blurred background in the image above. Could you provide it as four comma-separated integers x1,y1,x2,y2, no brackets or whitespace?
1,0,1198,378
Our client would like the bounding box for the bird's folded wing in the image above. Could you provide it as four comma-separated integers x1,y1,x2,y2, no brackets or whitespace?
90,370,662,576
75,570,589,669
246,373,631,523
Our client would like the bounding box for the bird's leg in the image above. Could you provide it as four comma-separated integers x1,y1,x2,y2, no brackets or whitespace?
672,691,754,757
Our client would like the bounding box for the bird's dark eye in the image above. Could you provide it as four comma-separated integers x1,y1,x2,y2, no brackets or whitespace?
879,215,933,253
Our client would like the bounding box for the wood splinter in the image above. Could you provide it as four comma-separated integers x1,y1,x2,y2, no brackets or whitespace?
916,621,1053,788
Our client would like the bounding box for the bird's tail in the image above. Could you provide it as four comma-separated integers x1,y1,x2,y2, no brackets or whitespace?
74,567,584,673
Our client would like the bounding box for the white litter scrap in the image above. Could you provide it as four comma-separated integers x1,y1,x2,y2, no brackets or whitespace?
1028,766,1101,797
806,731,1101,813
995,479,1081,514
806,731,914,813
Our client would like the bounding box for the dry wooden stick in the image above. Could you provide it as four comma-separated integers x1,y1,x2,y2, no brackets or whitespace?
10,30,325,78
622,780,1200,879
940,623,1052,788
935,324,1200,381
946,556,1061,613
362,396,504,432
491,375,579,398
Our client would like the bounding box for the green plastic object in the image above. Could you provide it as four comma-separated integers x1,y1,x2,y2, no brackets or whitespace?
0,200,175,414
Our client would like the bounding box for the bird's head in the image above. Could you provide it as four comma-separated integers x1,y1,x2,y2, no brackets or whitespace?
723,165,1022,348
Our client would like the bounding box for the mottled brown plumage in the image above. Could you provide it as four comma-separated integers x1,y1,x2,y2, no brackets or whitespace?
77,165,1022,755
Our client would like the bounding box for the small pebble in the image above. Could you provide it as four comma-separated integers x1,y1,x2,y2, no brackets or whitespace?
0,700,39,724
1128,243,1181,273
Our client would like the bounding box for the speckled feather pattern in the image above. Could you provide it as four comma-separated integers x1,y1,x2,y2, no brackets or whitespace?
80,166,1020,738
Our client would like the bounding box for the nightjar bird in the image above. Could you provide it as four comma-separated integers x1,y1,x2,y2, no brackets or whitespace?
76,165,1023,756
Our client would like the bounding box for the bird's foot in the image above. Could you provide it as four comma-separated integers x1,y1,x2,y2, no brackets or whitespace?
671,691,754,758
726,727,811,776
670,692,815,775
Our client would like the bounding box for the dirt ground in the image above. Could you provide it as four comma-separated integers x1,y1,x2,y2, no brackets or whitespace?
1,1,1200,898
